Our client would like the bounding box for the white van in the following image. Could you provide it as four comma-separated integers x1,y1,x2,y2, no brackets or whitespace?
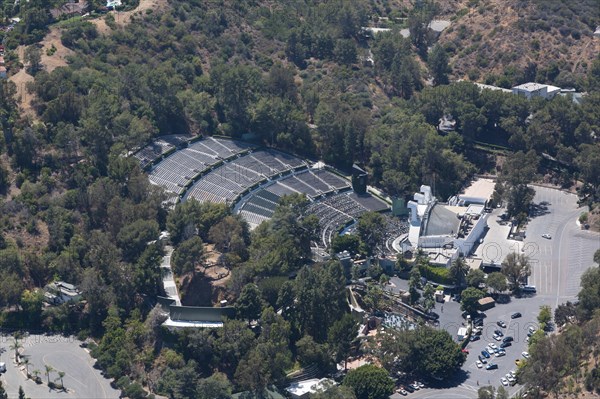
0,362,6,372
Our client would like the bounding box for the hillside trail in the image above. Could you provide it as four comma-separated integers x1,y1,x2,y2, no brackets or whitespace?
8,46,35,118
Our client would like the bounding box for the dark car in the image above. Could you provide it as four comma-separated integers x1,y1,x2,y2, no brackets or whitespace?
474,318,484,327
500,341,512,348
494,329,504,337
503,336,514,343
404,385,415,393
481,350,491,359
470,335,481,342
486,363,498,370
511,312,522,319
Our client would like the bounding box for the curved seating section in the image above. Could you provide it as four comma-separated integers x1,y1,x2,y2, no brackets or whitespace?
137,136,390,247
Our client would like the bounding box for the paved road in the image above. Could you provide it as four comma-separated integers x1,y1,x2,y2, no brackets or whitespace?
0,334,120,399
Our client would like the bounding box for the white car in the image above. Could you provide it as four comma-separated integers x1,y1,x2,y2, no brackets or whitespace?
507,374,516,383
522,351,530,359
488,343,498,350
542,233,551,239
496,350,506,357
0,362,5,373
476,360,483,368
494,334,502,341
501,377,509,386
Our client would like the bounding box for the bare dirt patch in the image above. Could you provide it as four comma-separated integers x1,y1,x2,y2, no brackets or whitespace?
40,26,74,73
9,47,35,118
89,0,168,33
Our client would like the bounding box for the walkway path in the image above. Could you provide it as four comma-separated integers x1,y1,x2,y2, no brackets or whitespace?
160,245,181,306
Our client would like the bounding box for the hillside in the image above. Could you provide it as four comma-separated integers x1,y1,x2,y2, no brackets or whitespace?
437,0,600,87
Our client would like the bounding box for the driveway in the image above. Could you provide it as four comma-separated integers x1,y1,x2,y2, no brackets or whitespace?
0,334,120,399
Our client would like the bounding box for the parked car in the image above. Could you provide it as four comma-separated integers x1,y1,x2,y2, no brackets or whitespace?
493,334,502,341
511,312,522,319
461,349,469,354
522,351,530,359
478,355,487,364
500,341,512,348
501,377,509,386
481,350,491,359
542,233,551,239
470,335,481,342
503,336,514,342
494,329,504,337
486,363,498,370
396,388,408,396
488,343,498,350
404,385,415,393
476,360,483,368
0,363,5,373
497,321,507,328
515,359,522,366
496,350,506,357
408,383,420,391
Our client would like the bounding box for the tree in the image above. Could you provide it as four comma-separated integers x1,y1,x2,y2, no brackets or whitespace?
405,327,466,380
328,314,357,371
116,219,159,262
18,386,25,399
23,358,30,377
578,267,600,320
466,269,485,288
428,45,451,86
538,305,552,328
357,212,386,255
449,257,469,287
501,253,531,291
408,0,437,56
235,284,264,323
57,371,65,389
408,267,421,304
171,236,205,276
10,336,23,361
44,364,54,385
494,151,538,221
343,364,394,399
487,272,508,293
0,381,7,399
496,385,509,399
554,301,577,326
477,386,495,399
594,249,600,265
422,284,436,313
197,373,232,399
24,45,42,75
296,335,331,370
461,287,485,315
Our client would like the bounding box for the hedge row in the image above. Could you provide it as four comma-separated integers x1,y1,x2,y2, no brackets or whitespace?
418,264,454,285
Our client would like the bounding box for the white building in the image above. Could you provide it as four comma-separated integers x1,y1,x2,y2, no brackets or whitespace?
512,83,561,100
403,186,488,265
286,378,336,399
45,281,82,305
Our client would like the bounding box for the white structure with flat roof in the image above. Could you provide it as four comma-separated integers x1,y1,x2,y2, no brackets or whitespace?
512,83,561,100
402,185,488,264
286,379,336,399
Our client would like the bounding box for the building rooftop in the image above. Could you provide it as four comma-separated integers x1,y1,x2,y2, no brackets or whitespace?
513,82,547,92
286,379,335,397
424,205,461,236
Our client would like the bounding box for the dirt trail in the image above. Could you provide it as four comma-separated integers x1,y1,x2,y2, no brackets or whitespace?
9,46,35,117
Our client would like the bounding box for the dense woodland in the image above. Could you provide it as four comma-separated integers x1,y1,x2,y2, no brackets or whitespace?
0,0,597,398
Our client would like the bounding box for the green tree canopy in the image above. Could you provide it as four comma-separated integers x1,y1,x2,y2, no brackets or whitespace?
343,364,394,399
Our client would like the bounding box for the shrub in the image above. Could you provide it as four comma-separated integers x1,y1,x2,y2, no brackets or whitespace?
418,264,453,285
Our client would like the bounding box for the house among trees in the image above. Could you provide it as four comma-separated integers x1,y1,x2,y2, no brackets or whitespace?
512,82,561,100
285,378,337,399
44,281,82,305
50,1,88,20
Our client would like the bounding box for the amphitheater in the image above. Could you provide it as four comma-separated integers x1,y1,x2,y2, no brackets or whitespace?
134,135,399,247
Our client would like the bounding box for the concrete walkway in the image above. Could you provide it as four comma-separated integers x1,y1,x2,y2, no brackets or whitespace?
160,245,181,306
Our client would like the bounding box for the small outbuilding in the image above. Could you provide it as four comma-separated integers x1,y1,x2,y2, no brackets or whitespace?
478,296,496,311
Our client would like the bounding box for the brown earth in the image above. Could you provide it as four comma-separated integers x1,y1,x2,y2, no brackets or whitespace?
436,0,600,81
90,0,168,33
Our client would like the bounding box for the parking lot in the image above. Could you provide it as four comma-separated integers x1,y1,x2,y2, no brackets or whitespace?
0,334,120,399
390,186,600,398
